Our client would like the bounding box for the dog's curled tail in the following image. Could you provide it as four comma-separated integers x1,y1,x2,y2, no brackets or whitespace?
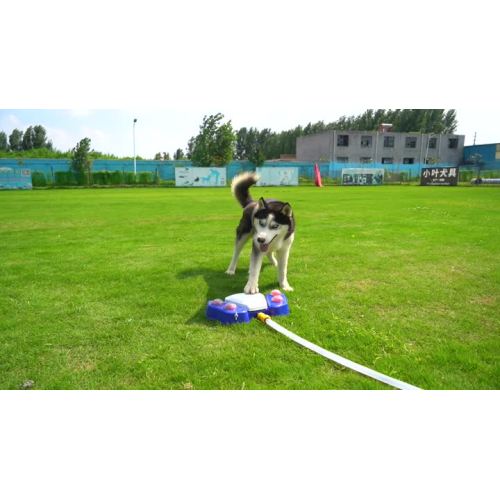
231,171,260,207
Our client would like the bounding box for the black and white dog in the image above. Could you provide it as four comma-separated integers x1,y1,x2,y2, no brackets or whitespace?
226,172,295,294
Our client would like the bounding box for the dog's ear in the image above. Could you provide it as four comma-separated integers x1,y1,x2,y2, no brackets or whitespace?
258,197,268,210
280,203,292,217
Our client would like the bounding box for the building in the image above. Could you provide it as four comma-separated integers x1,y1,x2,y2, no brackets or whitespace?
296,129,465,167
463,143,500,169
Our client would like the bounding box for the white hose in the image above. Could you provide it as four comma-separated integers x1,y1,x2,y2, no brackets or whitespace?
258,314,421,391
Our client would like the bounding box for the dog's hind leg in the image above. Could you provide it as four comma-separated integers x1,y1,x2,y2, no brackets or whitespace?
267,252,278,267
225,232,251,275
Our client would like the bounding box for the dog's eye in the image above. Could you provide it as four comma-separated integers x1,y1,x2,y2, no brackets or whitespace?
259,220,266,227
270,223,279,230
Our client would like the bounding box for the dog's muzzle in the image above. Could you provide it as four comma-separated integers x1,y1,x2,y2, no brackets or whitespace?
256,235,275,253
259,243,269,252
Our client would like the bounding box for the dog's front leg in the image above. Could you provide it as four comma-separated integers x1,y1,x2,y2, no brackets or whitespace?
277,236,294,292
226,232,251,275
244,245,263,294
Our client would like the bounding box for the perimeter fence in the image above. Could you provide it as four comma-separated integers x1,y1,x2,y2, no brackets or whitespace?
1,158,499,187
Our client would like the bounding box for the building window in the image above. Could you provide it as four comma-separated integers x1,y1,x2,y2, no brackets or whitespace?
496,144,500,160
337,135,349,147
384,136,395,148
428,137,437,149
336,156,349,163
360,157,372,163
403,158,415,164
405,137,417,148
424,158,437,165
382,157,394,164
361,135,372,147
448,138,458,149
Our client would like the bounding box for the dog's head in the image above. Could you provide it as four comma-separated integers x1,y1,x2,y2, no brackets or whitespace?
252,197,294,253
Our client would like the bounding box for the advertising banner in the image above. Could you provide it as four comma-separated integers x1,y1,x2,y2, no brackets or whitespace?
0,167,32,190
420,166,459,186
175,167,226,187
256,167,299,186
342,168,384,185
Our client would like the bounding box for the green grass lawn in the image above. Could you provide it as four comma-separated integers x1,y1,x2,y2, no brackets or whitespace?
1,185,499,389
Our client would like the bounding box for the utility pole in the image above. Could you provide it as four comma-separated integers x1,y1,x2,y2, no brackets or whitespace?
133,118,138,175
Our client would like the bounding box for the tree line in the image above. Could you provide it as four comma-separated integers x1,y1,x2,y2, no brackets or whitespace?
188,109,458,166
0,125,53,152
1,109,458,165
0,124,132,160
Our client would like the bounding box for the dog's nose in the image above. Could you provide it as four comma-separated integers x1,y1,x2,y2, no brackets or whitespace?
257,237,266,244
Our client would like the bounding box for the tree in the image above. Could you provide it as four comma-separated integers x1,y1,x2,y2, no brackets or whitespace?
191,113,236,167
174,148,185,160
33,125,48,148
244,128,266,165
22,126,35,150
212,121,236,166
70,138,93,185
235,127,248,160
154,152,162,160
0,131,7,151
9,129,23,151
186,137,195,160
443,110,458,134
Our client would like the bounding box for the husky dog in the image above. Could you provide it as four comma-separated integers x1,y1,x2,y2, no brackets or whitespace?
226,172,295,294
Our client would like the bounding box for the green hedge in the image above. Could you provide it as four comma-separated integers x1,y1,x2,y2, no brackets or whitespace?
138,172,153,184
92,171,113,185
122,172,136,184
110,171,123,185
31,171,47,187
91,170,159,185
33,170,161,187
55,171,79,186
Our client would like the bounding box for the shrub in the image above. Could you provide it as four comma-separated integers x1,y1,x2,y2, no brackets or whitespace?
110,171,123,185
459,170,474,182
92,171,112,185
123,172,136,185
138,172,153,184
31,171,47,187
55,171,78,186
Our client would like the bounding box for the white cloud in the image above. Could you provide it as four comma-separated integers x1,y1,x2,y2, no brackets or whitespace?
45,125,113,154
0,113,25,132
45,126,77,152
80,127,113,153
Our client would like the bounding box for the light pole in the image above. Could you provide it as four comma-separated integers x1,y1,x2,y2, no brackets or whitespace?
133,118,138,176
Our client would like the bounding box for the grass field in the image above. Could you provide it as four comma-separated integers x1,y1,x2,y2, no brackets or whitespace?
1,185,499,389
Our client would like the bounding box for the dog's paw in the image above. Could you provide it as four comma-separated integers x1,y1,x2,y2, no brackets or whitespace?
244,282,259,294
225,268,236,276
280,282,294,292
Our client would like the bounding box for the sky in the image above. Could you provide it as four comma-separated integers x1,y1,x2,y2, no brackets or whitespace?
0,108,497,159
1,0,498,159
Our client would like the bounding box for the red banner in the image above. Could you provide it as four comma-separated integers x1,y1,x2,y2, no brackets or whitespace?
314,163,323,187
